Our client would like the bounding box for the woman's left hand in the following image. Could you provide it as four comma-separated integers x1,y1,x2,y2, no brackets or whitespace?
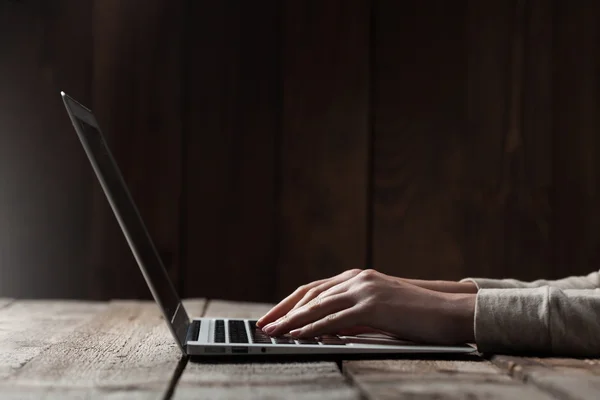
261,269,475,345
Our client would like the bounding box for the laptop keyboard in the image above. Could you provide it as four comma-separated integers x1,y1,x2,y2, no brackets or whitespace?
213,319,345,346
214,320,226,343
249,320,273,344
228,320,249,343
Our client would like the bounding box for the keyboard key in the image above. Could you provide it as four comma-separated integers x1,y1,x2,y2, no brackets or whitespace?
228,320,249,343
252,333,273,343
190,320,201,341
254,337,274,344
297,338,320,345
214,320,225,343
249,320,274,344
273,336,295,344
320,335,345,345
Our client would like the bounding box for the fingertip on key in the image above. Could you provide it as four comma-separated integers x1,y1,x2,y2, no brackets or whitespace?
263,325,276,335
289,329,302,337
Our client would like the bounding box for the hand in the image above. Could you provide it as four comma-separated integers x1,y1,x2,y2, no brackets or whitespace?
257,269,477,329
257,269,364,328
259,269,475,345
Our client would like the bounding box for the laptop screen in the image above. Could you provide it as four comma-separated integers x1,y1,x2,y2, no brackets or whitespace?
62,93,189,352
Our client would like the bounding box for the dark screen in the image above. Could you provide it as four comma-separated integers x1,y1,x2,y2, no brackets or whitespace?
76,118,182,319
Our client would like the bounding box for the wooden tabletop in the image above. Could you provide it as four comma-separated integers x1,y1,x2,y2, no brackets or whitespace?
0,299,598,399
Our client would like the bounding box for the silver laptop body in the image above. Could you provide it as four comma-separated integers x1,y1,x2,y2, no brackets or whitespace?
61,91,475,357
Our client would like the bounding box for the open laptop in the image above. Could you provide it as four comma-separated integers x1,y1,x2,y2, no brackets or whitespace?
61,91,475,357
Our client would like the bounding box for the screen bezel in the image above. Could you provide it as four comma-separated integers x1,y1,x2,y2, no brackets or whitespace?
61,92,190,354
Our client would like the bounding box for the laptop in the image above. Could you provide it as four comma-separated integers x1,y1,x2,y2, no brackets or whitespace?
61,91,475,357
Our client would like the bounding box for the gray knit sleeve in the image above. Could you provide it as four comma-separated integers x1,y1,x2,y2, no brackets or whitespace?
460,270,600,290
473,287,600,356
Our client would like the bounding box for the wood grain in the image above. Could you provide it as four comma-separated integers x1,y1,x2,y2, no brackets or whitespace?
0,299,14,310
201,299,273,320
507,0,553,280
0,300,204,399
344,358,555,399
0,0,94,298
89,0,186,300
175,361,359,400
372,0,468,280
494,355,600,400
552,1,600,279
183,0,279,303
175,299,360,399
0,388,167,400
1,300,598,399
3,0,600,303
278,0,370,298
463,0,515,280
464,0,553,282
0,300,106,380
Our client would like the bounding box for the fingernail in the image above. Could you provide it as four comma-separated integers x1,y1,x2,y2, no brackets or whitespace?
256,317,265,327
264,324,277,335
263,321,275,330
290,329,302,337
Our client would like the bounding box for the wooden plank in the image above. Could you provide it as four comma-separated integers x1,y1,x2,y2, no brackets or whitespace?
0,300,205,399
372,0,468,280
522,0,553,190
494,356,600,400
552,1,600,278
0,0,94,298
499,0,553,280
0,300,106,380
345,358,556,399
183,0,279,303
89,0,185,300
278,0,370,298
346,359,501,375
493,355,600,377
174,300,360,399
199,299,273,319
500,0,556,281
0,299,14,310
462,0,516,280
0,388,163,400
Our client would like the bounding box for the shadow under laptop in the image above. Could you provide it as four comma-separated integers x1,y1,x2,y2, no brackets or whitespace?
162,356,189,400
188,352,486,365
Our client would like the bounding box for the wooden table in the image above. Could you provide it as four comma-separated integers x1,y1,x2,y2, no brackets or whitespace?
0,299,599,399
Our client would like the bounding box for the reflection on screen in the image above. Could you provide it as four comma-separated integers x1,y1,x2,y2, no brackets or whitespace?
76,118,182,320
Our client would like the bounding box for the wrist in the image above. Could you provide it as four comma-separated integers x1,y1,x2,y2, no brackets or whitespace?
442,292,476,344
401,278,478,294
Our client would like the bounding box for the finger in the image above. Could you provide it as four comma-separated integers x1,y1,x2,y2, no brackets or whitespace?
261,270,361,328
256,279,327,327
289,307,364,338
265,293,352,337
262,277,357,334
291,269,361,312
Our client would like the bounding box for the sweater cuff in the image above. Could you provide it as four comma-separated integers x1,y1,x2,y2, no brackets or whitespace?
474,287,550,354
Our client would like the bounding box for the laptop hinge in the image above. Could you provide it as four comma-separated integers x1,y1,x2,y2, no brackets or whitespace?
172,303,191,350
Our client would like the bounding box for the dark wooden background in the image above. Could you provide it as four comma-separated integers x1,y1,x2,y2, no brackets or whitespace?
0,0,598,302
